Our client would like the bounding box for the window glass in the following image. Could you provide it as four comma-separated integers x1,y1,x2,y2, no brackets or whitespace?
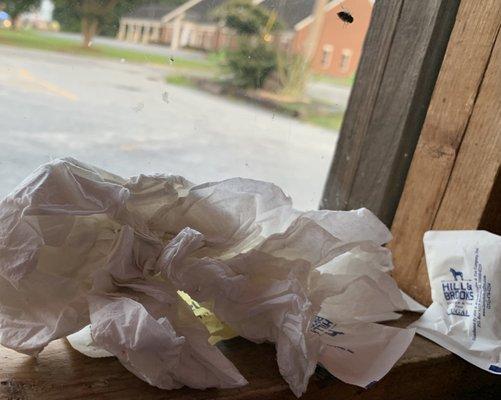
321,44,333,68
0,0,373,210
340,48,352,72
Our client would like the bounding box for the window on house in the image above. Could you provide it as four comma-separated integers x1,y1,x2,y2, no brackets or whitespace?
321,45,333,68
340,49,352,72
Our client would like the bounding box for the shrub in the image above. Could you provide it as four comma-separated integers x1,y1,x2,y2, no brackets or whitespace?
213,0,282,89
211,0,281,36
224,39,277,89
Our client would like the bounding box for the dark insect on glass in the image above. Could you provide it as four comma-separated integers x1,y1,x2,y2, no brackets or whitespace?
337,11,354,24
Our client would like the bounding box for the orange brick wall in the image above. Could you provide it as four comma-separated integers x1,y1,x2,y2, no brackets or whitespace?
293,0,373,78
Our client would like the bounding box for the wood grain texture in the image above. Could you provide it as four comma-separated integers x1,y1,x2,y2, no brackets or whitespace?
320,0,404,210
434,31,501,228
390,0,501,305
1,314,499,400
412,31,501,303
321,0,459,229
346,0,460,227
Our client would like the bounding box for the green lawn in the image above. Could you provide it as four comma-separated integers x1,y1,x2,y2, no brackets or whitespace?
311,73,354,87
165,74,197,87
0,29,215,71
304,113,344,131
166,74,344,132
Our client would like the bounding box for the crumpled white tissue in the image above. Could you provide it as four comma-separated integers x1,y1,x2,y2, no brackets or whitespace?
0,158,415,396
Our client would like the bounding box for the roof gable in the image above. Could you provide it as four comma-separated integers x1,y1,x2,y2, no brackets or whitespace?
126,3,178,21
184,0,227,23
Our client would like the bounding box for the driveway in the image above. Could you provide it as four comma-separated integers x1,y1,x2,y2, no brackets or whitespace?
0,45,338,210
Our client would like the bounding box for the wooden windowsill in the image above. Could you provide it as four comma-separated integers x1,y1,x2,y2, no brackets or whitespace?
0,313,499,399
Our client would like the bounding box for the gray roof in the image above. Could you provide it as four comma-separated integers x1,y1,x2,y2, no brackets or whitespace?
259,0,316,29
184,0,317,28
127,0,319,28
126,3,178,21
185,0,227,23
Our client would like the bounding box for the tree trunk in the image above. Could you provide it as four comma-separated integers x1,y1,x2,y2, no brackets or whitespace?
9,14,20,30
81,16,99,48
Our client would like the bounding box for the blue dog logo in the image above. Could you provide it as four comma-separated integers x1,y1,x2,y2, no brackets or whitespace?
449,268,463,281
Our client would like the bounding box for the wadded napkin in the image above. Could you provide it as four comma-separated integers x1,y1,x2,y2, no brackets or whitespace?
0,158,415,396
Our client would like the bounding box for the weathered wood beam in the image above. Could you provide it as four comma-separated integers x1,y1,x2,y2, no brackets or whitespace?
413,31,501,305
320,0,404,213
321,0,460,228
1,314,500,399
390,0,501,305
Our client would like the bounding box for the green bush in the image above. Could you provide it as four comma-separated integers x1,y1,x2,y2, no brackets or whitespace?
225,40,277,89
213,0,282,90
211,0,281,36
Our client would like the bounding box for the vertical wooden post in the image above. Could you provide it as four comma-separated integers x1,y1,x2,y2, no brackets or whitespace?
320,0,459,228
390,0,501,305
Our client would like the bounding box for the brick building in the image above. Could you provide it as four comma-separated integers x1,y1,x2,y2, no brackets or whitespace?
292,0,373,77
118,0,373,78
